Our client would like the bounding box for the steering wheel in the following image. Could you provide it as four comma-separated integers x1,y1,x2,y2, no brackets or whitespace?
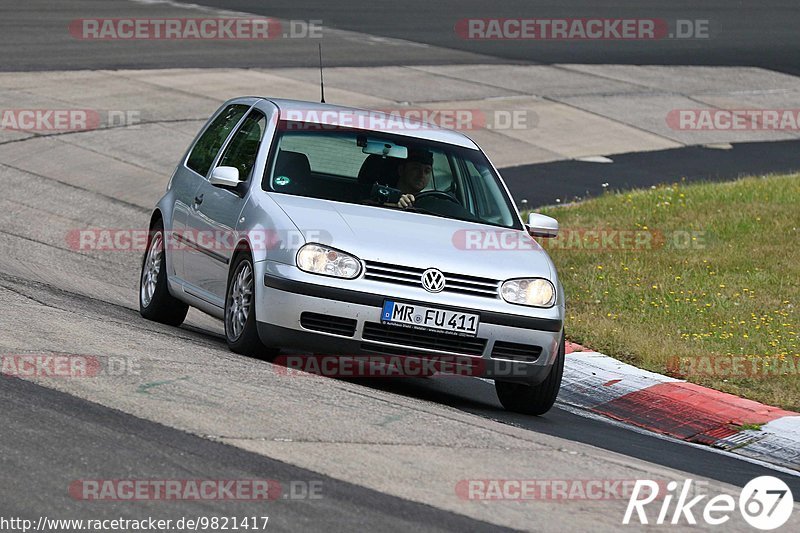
414,190,461,205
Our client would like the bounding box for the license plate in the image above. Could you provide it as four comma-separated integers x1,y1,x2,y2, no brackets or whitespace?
381,301,480,337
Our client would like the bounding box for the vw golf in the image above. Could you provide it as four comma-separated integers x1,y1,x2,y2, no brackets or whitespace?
139,97,565,414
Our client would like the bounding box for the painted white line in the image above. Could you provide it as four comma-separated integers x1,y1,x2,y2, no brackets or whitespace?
575,155,614,163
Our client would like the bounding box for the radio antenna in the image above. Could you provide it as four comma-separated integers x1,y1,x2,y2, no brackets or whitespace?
318,43,325,103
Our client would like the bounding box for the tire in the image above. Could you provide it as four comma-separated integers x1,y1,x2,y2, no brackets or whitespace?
225,252,277,359
495,332,565,415
139,219,189,326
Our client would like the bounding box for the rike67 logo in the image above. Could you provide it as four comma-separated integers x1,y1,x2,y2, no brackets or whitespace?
624,476,793,530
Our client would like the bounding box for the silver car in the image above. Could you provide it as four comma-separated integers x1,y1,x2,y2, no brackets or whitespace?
139,97,565,414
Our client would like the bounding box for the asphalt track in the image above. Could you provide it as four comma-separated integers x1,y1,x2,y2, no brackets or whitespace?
2,306,800,525
2,0,800,530
503,139,800,207
0,376,509,532
5,0,797,72
0,268,800,496
183,0,800,74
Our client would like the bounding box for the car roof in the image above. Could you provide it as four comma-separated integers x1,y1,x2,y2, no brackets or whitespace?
260,98,480,150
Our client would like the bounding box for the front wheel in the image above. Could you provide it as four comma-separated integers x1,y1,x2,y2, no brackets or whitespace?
225,253,277,359
139,220,189,326
495,333,565,415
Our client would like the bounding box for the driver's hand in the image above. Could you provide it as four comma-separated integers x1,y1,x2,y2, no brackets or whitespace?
398,194,415,209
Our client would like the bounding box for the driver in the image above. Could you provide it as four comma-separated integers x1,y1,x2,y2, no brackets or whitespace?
395,148,434,209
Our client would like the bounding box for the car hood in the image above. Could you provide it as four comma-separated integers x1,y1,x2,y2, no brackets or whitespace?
268,194,555,281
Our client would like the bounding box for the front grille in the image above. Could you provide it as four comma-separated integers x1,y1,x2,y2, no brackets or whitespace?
360,342,431,357
490,341,542,363
360,343,485,372
300,312,357,337
362,322,487,356
363,260,500,298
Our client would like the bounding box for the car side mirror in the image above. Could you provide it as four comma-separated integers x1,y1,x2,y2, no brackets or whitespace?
209,166,241,188
526,213,559,238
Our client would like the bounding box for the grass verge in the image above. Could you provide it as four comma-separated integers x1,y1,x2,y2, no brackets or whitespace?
534,173,799,410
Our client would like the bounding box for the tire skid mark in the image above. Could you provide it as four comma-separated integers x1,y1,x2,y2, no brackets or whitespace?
0,227,120,265
0,161,150,213
0,273,225,349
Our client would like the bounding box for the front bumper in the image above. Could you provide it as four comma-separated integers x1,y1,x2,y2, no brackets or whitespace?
256,263,564,384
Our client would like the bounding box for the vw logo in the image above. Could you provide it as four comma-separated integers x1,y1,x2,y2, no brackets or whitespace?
421,268,446,293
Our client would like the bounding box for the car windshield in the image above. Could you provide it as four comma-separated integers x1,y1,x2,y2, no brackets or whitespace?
262,121,521,229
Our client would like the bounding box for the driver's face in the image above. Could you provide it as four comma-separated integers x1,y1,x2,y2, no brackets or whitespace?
398,161,432,193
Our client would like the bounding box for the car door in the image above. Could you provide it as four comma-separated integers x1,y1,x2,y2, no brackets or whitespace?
172,103,249,282
183,108,269,305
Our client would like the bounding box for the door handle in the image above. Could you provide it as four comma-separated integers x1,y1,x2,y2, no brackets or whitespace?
193,194,204,206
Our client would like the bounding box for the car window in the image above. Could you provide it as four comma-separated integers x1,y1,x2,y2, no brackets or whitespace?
186,104,249,177
279,134,368,178
263,123,521,229
216,109,267,181
462,159,514,226
430,151,454,193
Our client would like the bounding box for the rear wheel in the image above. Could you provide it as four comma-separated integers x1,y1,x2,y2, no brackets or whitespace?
495,333,565,415
225,253,277,359
139,220,189,326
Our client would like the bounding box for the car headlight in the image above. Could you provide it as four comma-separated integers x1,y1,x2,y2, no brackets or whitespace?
500,278,556,307
296,244,361,279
